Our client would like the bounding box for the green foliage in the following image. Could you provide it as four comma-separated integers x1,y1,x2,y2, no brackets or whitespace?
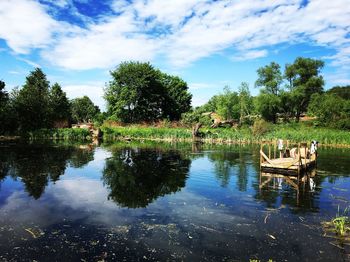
284,57,324,120
180,108,213,126
15,68,51,131
0,80,9,134
159,72,192,121
49,83,71,122
332,206,349,236
28,128,91,140
252,119,271,136
105,61,191,123
238,82,254,124
327,85,350,100
105,62,163,122
71,96,100,123
213,87,240,120
308,93,350,130
255,62,283,95
254,93,281,123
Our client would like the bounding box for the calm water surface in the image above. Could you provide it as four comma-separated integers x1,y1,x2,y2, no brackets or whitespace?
0,141,349,261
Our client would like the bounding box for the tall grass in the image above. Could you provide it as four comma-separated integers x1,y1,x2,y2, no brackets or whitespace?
27,128,91,141
101,124,350,146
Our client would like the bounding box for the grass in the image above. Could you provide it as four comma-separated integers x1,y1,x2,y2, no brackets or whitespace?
27,128,91,141
332,206,350,236
100,123,350,146
322,205,350,239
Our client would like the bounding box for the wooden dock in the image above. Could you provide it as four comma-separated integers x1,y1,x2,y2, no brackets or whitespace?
260,141,317,176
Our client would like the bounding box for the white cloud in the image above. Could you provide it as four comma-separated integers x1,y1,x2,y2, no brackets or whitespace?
0,0,59,53
232,50,268,61
62,83,106,110
0,0,349,78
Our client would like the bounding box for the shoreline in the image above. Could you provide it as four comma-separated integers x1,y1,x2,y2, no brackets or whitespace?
1,131,350,148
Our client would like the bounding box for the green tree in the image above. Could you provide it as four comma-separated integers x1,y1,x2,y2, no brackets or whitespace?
105,61,165,123
255,62,283,95
49,83,71,123
208,87,240,120
308,93,350,129
326,85,350,100
255,62,282,123
0,80,9,134
15,68,51,131
71,96,100,123
159,72,192,121
285,57,324,121
238,82,253,124
254,92,281,123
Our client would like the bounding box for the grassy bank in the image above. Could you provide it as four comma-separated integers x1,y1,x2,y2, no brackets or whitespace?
27,128,91,141
101,124,350,146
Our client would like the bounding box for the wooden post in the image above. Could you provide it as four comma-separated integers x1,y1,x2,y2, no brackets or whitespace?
260,144,263,167
304,146,307,170
268,143,271,159
297,143,301,176
274,140,276,159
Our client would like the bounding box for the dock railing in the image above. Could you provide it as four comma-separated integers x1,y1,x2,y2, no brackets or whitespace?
259,140,317,176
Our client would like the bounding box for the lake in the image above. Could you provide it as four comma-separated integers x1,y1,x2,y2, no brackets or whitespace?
0,141,349,261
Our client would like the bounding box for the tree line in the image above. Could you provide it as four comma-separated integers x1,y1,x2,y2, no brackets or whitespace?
0,58,349,135
0,68,100,134
183,57,350,130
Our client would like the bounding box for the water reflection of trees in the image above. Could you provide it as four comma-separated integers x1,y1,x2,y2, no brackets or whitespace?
207,148,253,191
102,148,190,208
0,143,94,199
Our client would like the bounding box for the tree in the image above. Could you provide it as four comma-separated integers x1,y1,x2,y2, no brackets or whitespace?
254,92,281,123
255,62,283,96
0,80,9,134
207,87,240,120
15,68,51,131
255,62,282,123
71,96,100,123
49,83,71,123
159,72,192,121
327,85,350,100
105,62,165,123
238,82,253,124
284,57,324,121
308,93,350,129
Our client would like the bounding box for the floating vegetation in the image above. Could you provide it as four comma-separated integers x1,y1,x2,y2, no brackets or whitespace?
322,206,350,247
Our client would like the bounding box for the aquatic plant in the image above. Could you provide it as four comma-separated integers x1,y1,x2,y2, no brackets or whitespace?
332,206,350,236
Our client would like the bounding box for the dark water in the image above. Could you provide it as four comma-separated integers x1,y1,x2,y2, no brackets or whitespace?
0,141,349,261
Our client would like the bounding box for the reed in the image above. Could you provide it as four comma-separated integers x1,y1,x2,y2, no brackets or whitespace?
27,128,91,141
101,124,350,146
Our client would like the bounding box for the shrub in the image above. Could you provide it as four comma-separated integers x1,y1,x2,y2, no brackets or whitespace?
252,119,271,136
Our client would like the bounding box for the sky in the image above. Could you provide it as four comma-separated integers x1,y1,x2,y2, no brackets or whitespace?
0,0,349,111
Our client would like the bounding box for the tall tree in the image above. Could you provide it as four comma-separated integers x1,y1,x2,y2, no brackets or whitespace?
238,82,253,124
255,62,282,123
49,83,71,122
284,57,324,121
71,96,100,123
327,85,350,100
255,62,283,95
0,80,9,134
159,72,192,121
15,68,51,131
105,62,165,123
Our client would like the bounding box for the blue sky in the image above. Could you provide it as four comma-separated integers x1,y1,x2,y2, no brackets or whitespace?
0,0,349,110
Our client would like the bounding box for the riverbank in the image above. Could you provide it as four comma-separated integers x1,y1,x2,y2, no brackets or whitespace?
2,123,349,147
101,124,350,147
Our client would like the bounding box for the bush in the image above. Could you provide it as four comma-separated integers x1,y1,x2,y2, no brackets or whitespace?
252,119,271,136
